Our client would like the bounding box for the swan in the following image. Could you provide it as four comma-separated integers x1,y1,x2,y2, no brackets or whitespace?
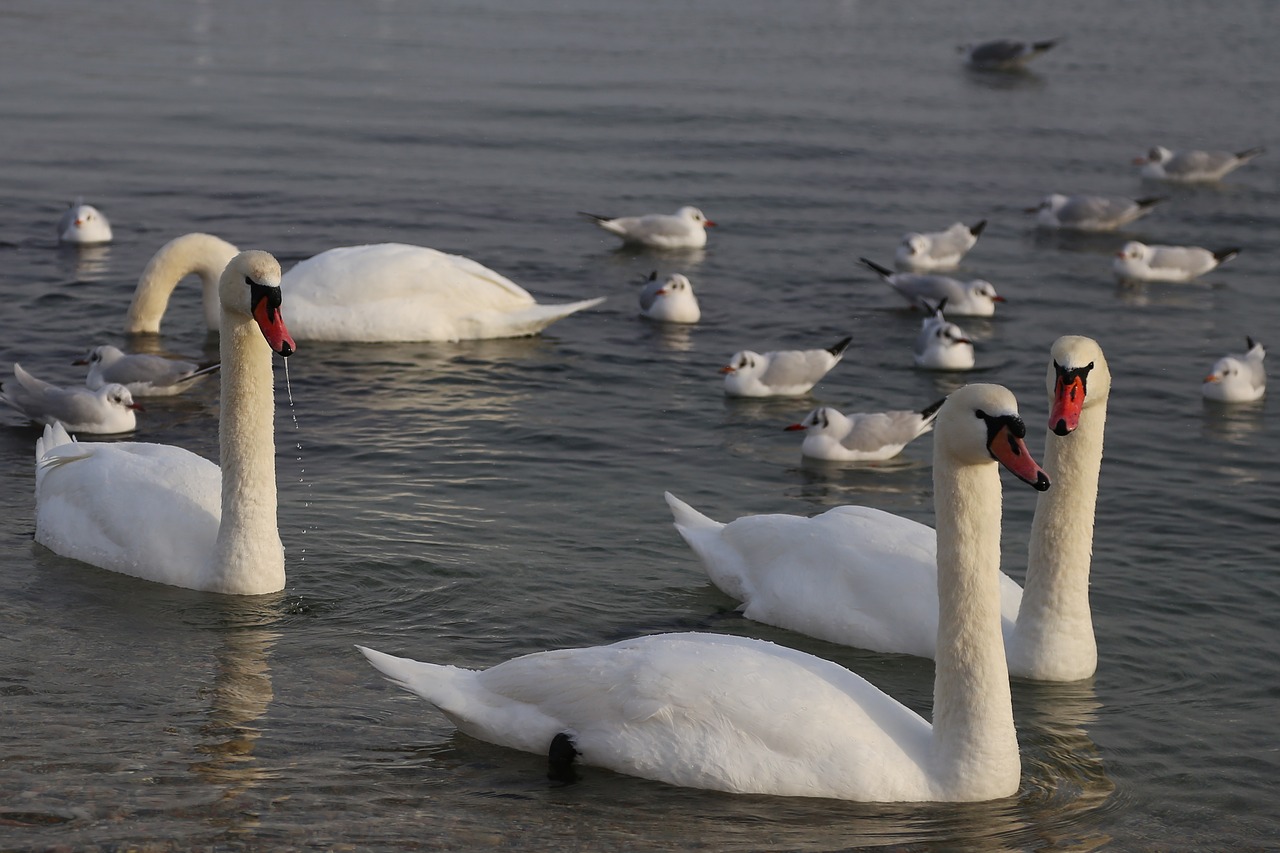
34,250,296,595
124,233,605,342
75,344,218,396
360,383,1049,801
57,198,113,245
722,336,852,397
894,220,986,272
579,206,715,250
669,336,1109,682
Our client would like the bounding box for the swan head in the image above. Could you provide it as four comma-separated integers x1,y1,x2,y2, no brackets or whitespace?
936,384,1050,491
678,207,716,228
1047,336,1109,436
219,251,296,357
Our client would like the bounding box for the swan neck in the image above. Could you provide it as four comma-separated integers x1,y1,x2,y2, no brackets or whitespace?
126,235,236,334
931,457,1019,798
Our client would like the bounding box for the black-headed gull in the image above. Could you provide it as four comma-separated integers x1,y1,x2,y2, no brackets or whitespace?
894,220,986,272
1135,145,1264,183
75,345,220,396
722,336,852,398
638,272,700,324
2,364,141,434
57,198,113,245
580,206,716,250
1029,193,1164,231
861,258,1004,317
913,301,974,371
1113,242,1239,283
961,38,1059,71
1203,338,1266,403
784,399,945,462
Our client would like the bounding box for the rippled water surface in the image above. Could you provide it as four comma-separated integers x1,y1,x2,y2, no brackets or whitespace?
2,1,1278,849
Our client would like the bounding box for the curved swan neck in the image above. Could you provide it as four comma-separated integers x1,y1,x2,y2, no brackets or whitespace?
1013,398,1107,680
210,308,284,595
126,234,240,334
931,457,1019,798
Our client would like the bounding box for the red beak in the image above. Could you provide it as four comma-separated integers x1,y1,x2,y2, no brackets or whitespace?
1049,374,1086,436
989,424,1050,491
252,293,296,357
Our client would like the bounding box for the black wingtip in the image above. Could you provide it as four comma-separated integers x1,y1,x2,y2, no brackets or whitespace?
826,335,854,357
969,219,988,237
1134,196,1167,208
1246,336,1262,351
1213,247,1241,263
578,211,611,223
1236,146,1265,160
859,257,894,278
1032,38,1060,52
920,397,947,420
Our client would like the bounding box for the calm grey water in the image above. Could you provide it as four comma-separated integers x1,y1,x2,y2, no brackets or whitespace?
2,1,1278,849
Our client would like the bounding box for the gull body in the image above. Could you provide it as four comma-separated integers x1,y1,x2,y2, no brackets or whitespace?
862,258,1003,317
962,38,1059,71
722,336,852,397
1202,338,1266,403
894,221,986,272
1136,145,1264,182
76,345,217,396
785,399,944,462
1113,242,1238,283
57,199,113,245
913,303,974,371
639,273,700,323
1030,194,1163,231
2,364,139,434
580,206,715,250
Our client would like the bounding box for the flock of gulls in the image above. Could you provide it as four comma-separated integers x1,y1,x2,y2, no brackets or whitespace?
1,35,1269,804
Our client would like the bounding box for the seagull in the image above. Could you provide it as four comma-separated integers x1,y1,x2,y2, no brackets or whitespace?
961,38,1060,71
913,301,974,371
894,220,986,271
784,399,945,462
1,364,141,434
860,258,1004,317
1135,145,1265,183
722,336,853,398
580,206,716,250
1028,193,1164,231
1113,242,1239,283
1203,338,1266,403
638,272,701,323
74,345,220,396
57,199,113,245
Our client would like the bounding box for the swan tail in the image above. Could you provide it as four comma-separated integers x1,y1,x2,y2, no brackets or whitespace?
664,493,753,602
358,645,476,712
498,296,607,336
34,422,88,488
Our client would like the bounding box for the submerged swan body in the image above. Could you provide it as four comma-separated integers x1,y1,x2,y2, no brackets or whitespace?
125,233,604,342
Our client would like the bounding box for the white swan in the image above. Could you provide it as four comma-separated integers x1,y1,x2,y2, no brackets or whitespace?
360,384,1050,802
670,336,1109,682
124,233,605,342
35,250,296,595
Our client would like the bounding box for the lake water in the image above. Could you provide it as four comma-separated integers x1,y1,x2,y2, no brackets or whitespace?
2,0,1278,849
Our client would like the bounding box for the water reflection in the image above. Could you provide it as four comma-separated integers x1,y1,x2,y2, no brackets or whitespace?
1201,397,1265,445
54,244,113,283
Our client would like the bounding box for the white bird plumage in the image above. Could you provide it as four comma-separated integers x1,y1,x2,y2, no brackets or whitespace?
862,257,1004,317
638,272,700,323
670,336,1109,682
360,384,1050,801
34,250,297,594
1202,337,1266,403
57,199,113,245
1135,145,1264,183
1112,241,1238,283
894,220,986,272
124,233,604,342
75,344,218,396
784,399,944,462
580,206,716,250
2,364,140,434
913,302,974,371
1030,193,1163,231
722,336,852,397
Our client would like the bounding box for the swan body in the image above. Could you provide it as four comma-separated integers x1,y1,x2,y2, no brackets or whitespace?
361,384,1048,801
1136,145,1264,182
962,38,1059,71
670,336,1109,682
1030,194,1162,231
1112,241,1238,283
862,258,1003,317
125,234,604,342
785,399,943,462
580,206,715,250
894,221,986,272
57,199,113,245
639,273,700,323
913,303,974,370
2,364,139,434
1202,337,1265,402
76,344,216,396
35,251,296,594
722,336,852,397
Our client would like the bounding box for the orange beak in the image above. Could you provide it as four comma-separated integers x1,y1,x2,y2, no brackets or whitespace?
989,423,1050,491
1050,374,1086,436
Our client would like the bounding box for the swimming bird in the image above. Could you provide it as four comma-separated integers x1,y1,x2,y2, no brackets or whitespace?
1029,194,1163,231
861,258,1003,317
360,384,1049,801
913,301,974,371
1135,145,1264,183
34,250,296,594
894,221,986,272
1202,338,1265,403
2,364,140,434
638,272,700,323
961,38,1059,71
722,336,852,397
124,233,605,342
784,399,944,462
579,206,716,250
1112,241,1239,283
57,199,113,245
75,345,219,397
670,336,1108,682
